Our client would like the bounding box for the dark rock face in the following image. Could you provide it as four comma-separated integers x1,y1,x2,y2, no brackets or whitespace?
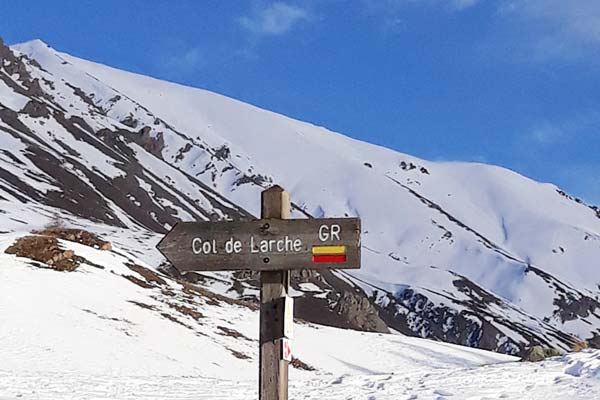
21,100,51,118
220,268,389,333
292,270,389,333
371,273,589,357
333,290,389,333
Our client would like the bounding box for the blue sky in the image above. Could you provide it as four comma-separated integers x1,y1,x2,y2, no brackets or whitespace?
2,0,598,204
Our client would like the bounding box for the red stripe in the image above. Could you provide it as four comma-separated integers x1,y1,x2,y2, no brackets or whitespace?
312,254,347,263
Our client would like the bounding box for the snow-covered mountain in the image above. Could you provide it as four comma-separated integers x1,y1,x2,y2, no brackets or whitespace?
2,37,600,358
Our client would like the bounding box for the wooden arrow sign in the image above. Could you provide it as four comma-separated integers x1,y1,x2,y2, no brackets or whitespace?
156,186,363,400
157,217,361,272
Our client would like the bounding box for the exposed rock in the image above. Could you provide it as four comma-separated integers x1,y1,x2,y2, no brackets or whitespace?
21,100,51,118
334,291,389,333
523,346,546,362
233,173,271,187
65,83,105,114
167,303,204,321
33,228,112,250
292,271,389,334
126,263,167,286
121,114,138,128
522,346,563,362
228,348,250,360
175,143,193,162
217,326,251,341
26,78,45,97
214,145,231,160
5,235,82,271
291,357,316,371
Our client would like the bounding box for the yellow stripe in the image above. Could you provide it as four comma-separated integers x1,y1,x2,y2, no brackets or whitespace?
312,245,346,255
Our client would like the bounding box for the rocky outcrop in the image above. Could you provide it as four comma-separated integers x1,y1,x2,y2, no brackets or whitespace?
522,346,564,362
5,235,81,271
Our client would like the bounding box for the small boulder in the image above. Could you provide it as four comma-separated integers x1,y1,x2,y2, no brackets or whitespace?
522,345,563,362
523,346,546,362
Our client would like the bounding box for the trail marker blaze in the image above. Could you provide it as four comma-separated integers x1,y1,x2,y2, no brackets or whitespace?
281,338,292,362
157,185,362,400
312,245,347,263
283,296,294,339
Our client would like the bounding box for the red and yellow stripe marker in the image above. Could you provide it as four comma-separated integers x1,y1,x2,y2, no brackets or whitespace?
312,245,347,263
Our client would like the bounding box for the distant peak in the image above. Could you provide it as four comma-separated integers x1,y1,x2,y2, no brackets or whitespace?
17,38,49,47
11,38,53,55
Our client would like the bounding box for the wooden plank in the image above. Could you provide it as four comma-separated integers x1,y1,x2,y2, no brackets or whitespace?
157,217,361,272
260,185,289,400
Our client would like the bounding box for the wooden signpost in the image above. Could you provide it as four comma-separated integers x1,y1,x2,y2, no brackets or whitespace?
157,185,361,400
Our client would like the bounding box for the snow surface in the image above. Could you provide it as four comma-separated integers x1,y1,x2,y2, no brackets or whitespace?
1,232,600,399
0,79,29,111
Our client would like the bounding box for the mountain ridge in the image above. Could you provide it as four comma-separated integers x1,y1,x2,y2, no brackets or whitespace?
2,37,600,356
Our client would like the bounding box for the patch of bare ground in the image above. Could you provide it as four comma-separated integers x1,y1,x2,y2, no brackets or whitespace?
160,312,193,329
81,308,133,325
126,263,166,285
5,235,83,271
167,303,204,321
291,357,315,371
217,326,252,341
572,339,589,352
128,300,156,310
123,275,154,289
33,227,112,250
227,348,251,360
180,281,259,311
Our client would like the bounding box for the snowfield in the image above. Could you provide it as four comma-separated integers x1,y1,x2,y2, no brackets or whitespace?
1,354,600,400
1,233,600,399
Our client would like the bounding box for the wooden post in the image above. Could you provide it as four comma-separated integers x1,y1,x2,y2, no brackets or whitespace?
259,185,290,400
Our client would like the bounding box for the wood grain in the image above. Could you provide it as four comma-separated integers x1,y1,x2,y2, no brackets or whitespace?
260,185,289,400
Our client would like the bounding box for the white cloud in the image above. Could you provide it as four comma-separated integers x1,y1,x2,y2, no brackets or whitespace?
452,0,478,10
505,1,600,43
158,46,207,78
238,2,310,36
529,112,600,145
500,0,600,62
361,0,480,13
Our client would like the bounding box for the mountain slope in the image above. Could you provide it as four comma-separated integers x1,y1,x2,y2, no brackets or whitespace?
1,38,600,355
2,231,600,399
